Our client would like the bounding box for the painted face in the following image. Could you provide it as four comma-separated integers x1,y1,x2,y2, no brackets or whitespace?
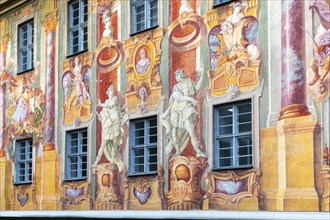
74,57,79,65
140,49,146,59
175,71,184,82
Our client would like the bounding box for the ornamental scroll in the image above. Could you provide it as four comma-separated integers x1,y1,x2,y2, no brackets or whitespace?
206,0,262,97
123,27,166,113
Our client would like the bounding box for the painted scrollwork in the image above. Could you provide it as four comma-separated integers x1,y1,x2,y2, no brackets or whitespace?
93,163,122,210
206,0,262,97
61,180,91,209
166,156,208,210
124,27,166,113
205,169,264,206
13,180,37,210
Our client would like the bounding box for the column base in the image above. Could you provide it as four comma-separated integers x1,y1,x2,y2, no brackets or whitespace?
276,188,319,211
278,104,310,120
320,167,330,211
40,144,58,210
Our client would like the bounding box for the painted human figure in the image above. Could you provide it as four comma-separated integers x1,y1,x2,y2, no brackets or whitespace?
160,65,205,157
92,85,129,170
71,56,90,108
102,10,112,38
136,48,151,74
226,2,245,26
308,0,330,94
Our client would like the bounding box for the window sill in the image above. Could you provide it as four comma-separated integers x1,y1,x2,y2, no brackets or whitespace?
66,49,89,59
130,25,159,37
211,166,253,172
63,177,88,182
13,181,32,186
16,68,34,75
127,171,158,177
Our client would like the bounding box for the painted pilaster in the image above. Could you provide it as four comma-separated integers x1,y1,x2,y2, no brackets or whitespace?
273,0,321,211
41,11,59,210
279,0,310,120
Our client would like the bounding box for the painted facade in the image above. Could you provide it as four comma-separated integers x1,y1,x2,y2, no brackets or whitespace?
0,0,329,212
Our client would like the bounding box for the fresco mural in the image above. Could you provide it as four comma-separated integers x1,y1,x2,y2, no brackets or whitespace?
2,60,45,155
206,0,262,97
306,0,330,102
62,53,94,126
0,0,329,215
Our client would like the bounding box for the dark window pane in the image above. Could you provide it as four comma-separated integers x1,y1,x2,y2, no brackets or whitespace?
219,138,232,149
237,103,251,114
238,113,251,123
149,163,157,172
220,158,232,167
238,122,252,133
219,125,233,135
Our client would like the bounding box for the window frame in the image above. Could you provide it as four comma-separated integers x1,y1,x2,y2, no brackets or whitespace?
130,0,158,35
67,0,88,57
17,19,34,74
15,138,33,185
129,116,158,176
65,128,88,181
213,100,253,170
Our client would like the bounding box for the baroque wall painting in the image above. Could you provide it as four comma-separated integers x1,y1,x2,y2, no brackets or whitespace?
306,0,330,102
2,60,45,155
93,5,127,210
62,52,94,126
124,27,166,113
206,0,262,98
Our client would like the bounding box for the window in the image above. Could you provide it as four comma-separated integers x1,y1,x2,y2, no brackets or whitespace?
131,0,158,34
129,116,158,175
68,0,88,56
214,100,252,169
214,0,233,6
18,19,34,73
15,139,33,184
65,128,88,180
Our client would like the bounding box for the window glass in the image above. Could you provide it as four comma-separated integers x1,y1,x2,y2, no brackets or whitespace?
214,100,253,169
18,19,34,73
68,0,88,55
130,116,158,175
131,0,158,34
66,128,88,180
15,139,33,184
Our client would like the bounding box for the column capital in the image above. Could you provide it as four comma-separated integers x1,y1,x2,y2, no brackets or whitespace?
43,10,59,35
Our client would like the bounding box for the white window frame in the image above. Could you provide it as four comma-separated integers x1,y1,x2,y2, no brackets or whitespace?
205,80,264,171
18,19,34,73
129,116,158,176
213,100,253,170
15,138,33,184
130,0,158,34
65,128,88,181
67,0,88,56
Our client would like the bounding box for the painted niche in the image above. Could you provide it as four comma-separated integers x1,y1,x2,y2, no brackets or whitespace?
124,27,166,113
206,0,262,97
95,10,125,73
168,0,207,52
62,52,94,126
